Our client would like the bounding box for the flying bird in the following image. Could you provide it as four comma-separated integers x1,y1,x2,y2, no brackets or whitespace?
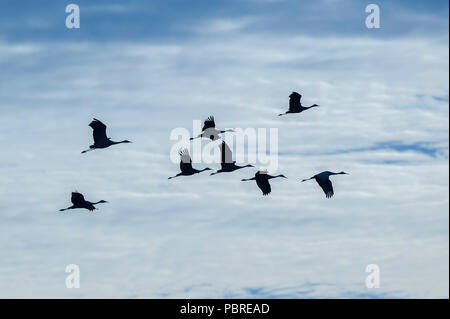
278,92,319,116
190,116,234,141
59,192,108,212
210,141,254,175
301,171,348,198
241,170,287,195
168,149,212,179
82,118,131,153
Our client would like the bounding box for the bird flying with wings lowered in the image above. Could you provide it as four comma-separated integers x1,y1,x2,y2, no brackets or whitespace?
301,171,348,198
241,170,287,196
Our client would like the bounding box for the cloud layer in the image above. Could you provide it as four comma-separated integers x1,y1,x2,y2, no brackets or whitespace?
0,0,448,298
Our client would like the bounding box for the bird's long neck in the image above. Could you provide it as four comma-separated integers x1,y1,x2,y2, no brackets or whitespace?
92,201,106,205
200,168,211,172
268,174,285,179
219,129,234,133
235,164,253,169
330,172,346,176
303,104,318,110
328,172,339,176
113,140,129,145
301,177,314,182
242,177,256,181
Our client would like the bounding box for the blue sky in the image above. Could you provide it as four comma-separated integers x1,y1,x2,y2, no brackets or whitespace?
0,0,448,298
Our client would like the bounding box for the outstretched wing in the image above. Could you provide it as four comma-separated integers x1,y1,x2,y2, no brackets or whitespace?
317,178,334,198
220,141,233,166
256,179,271,196
71,192,86,205
89,119,108,143
179,149,193,172
256,171,271,195
202,116,216,131
289,92,302,111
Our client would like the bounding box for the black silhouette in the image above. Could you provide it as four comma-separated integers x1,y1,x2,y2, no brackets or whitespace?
59,192,108,212
241,170,287,195
190,116,234,141
278,92,319,116
210,141,254,175
168,149,212,179
82,118,131,153
301,171,348,198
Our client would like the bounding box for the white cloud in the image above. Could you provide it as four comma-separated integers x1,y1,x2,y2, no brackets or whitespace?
188,17,258,34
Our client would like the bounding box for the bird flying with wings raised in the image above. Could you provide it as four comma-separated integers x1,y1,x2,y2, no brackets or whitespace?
59,192,108,212
82,118,131,153
190,116,235,141
278,92,319,116
168,149,212,179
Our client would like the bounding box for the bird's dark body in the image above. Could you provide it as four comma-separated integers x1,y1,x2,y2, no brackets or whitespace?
211,141,253,175
255,172,271,196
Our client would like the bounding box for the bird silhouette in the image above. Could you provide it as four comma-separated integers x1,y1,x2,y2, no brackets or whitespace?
81,118,132,153
301,171,348,198
168,149,212,179
59,192,108,212
190,116,234,141
210,141,254,175
241,170,287,195
278,92,319,116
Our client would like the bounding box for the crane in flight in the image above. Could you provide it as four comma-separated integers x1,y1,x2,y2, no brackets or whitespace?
301,171,348,198
241,170,287,195
278,92,319,116
59,192,108,212
168,149,212,179
210,141,254,175
82,118,131,153
190,116,234,141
